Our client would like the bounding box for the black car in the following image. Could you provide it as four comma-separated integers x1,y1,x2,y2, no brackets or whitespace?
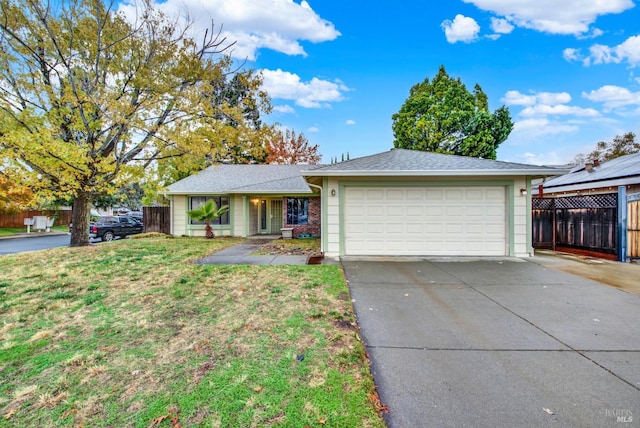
89,216,144,241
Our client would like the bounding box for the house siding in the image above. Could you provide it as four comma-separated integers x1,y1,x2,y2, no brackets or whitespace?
232,195,245,236
513,177,531,257
172,195,187,236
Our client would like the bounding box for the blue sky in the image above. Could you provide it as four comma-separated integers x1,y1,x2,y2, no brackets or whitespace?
124,0,640,165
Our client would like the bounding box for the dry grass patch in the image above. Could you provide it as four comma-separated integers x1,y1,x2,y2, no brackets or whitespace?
252,238,321,255
0,237,383,427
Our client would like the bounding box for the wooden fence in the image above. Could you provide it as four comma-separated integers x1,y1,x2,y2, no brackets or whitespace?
0,210,72,228
532,194,618,259
143,206,170,234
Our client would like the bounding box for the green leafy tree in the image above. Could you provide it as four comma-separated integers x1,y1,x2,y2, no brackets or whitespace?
0,0,270,246
187,200,229,239
392,66,513,159
571,132,639,165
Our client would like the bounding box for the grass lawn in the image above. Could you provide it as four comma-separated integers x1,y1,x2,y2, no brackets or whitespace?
0,237,384,427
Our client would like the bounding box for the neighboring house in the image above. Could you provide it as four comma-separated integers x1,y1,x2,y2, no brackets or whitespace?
533,152,640,197
164,149,564,258
531,152,640,261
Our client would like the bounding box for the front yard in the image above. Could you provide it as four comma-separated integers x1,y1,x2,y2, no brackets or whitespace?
0,237,384,427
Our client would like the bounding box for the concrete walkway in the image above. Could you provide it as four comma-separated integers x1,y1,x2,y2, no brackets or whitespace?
195,237,310,265
343,257,640,428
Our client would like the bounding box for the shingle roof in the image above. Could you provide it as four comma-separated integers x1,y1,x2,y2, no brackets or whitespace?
301,149,565,176
165,149,567,195
165,164,318,195
542,152,640,190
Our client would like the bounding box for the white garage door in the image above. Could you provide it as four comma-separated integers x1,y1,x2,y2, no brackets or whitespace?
344,186,507,256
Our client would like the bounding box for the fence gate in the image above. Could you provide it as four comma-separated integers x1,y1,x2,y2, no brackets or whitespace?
532,198,554,249
143,206,170,234
532,194,618,258
629,193,640,260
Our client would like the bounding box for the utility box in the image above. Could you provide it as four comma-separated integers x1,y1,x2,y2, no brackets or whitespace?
24,217,34,233
33,216,48,230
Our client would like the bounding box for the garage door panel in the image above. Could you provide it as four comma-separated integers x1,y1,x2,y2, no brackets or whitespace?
445,189,464,199
446,206,464,216
387,223,404,233
344,186,507,256
407,189,425,200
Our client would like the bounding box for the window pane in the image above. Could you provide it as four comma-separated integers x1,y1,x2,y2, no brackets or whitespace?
287,198,308,225
189,196,230,225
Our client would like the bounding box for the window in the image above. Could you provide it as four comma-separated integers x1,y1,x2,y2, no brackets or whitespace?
189,196,230,225
287,198,308,225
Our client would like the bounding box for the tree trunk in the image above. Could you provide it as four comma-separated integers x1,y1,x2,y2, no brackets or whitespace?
205,222,214,239
70,191,92,247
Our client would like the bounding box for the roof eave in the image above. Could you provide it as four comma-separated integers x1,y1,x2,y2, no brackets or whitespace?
302,169,568,177
164,189,314,195
542,176,640,193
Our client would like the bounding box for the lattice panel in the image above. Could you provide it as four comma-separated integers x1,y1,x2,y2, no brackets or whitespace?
553,194,617,209
532,198,555,210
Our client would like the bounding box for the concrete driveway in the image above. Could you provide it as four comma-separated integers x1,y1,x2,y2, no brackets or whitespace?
342,257,640,428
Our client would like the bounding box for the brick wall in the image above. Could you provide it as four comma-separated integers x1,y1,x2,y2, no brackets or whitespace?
282,196,321,238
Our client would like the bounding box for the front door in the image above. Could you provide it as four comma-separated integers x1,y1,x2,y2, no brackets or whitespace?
259,199,283,234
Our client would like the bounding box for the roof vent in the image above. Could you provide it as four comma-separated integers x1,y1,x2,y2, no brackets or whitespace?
585,161,594,172
593,159,600,167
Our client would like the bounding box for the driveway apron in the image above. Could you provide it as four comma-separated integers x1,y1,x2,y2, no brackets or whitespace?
343,258,640,428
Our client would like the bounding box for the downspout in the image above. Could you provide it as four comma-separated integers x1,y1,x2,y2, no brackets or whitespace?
306,182,324,255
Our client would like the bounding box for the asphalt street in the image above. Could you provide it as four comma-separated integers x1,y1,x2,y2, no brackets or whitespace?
0,234,71,255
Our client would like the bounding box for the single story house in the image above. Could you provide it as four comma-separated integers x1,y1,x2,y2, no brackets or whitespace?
164,149,564,258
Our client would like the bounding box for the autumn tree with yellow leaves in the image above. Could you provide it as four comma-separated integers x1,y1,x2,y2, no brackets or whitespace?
0,0,272,245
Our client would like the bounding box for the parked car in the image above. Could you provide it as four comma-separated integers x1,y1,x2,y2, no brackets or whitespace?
89,216,143,241
68,220,95,234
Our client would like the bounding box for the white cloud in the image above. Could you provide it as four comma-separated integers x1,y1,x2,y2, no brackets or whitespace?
582,35,640,66
536,92,572,105
441,15,481,43
519,151,565,166
345,119,356,125
504,90,600,141
563,48,582,62
513,118,579,136
521,104,599,117
502,90,571,106
272,104,295,114
117,0,340,60
260,69,350,108
502,90,536,106
308,126,319,133
582,85,640,109
490,17,514,34
463,0,633,35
